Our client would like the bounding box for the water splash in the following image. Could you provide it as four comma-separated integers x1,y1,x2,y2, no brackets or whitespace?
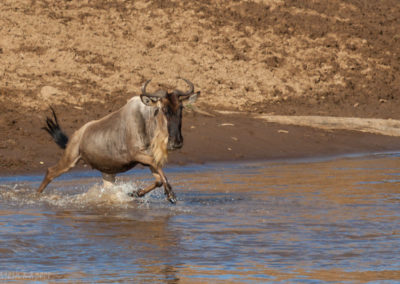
0,181,167,209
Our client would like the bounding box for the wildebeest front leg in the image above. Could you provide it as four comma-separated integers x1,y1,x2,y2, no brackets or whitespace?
136,167,163,197
134,154,176,204
156,168,176,203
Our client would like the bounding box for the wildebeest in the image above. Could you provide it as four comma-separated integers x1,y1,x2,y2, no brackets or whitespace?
38,78,199,204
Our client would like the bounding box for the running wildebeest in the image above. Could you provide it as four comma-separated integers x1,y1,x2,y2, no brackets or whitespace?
38,78,199,204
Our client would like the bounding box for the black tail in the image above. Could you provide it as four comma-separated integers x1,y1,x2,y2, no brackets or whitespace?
42,107,69,149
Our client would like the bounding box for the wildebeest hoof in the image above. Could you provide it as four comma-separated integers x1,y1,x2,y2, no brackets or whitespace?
166,192,177,204
128,191,141,198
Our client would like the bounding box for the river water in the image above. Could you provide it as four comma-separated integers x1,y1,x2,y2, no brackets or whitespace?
0,153,399,282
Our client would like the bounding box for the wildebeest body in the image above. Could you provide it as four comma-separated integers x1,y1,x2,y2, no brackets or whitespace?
38,79,199,203
79,99,146,173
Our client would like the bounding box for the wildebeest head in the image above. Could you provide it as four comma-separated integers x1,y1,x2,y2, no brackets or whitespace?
140,78,200,150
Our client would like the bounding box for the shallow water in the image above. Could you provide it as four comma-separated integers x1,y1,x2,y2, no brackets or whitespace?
0,153,400,282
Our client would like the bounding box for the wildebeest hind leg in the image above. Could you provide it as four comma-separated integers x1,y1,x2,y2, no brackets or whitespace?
102,173,116,188
37,151,81,194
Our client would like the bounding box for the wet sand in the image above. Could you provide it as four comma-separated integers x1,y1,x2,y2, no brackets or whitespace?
170,113,400,165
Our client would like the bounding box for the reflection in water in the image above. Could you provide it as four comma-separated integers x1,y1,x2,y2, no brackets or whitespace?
0,152,400,282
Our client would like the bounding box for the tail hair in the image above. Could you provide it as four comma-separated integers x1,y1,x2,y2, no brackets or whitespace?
42,106,69,149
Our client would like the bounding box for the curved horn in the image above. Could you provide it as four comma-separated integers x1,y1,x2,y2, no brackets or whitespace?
141,79,152,96
141,79,167,98
179,78,194,96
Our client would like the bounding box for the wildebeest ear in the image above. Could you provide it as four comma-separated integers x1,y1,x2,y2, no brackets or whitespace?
181,91,200,105
140,95,159,106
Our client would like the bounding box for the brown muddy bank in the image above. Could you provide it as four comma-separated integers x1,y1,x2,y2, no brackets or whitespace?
1,108,400,176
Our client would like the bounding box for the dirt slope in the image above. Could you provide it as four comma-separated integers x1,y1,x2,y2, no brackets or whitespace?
1,0,400,174
1,0,400,116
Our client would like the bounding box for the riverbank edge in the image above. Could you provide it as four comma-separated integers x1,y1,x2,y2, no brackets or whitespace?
2,113,400,177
